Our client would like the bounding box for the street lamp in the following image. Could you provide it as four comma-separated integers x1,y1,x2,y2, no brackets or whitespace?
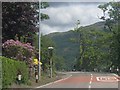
48,47,54,78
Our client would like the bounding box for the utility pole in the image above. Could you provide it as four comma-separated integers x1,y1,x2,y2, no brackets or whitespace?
38,0,41,80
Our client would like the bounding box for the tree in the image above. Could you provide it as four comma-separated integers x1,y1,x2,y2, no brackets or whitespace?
74,1,120,72
2,2,50,43
73,25,112,71
41,35,55,73
53,56,65,71
2,2,39,43
41,2,49,21
98,2,120,71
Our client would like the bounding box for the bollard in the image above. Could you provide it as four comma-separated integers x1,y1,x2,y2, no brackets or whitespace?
18,74,22,85
34,65,38,83
110,67,112,73
35,72,38,83
17,70,22,85
117,67,119,75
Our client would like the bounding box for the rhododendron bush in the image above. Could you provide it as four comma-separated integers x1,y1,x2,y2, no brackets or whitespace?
2,39,36,66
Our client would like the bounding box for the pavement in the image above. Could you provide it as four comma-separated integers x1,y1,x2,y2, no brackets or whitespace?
36,72,120,89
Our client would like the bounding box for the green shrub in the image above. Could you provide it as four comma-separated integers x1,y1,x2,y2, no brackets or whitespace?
0,56,29,88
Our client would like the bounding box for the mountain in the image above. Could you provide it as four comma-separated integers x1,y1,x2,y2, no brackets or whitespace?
45,21,105,71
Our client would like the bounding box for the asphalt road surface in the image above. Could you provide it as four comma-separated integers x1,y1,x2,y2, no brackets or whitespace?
36,72,120,89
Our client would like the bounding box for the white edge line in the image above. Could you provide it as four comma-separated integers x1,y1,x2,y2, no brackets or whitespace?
113,74,119,77
36,74,72,88
113,74,119,81
53,74,72,83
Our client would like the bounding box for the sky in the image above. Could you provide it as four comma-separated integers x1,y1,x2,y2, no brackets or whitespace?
40,1,118,35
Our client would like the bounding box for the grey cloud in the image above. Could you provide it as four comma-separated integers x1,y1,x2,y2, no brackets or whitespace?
41,23,74,35
41,2,105,35
48,2,104,8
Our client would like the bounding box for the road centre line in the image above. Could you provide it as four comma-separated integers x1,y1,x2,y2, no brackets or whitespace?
90,74,93,81
36,74,72,88
89,74,93,89
88,85,91,89
90,81,92,84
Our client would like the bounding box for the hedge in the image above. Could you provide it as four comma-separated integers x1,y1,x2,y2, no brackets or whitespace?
0,56,29,88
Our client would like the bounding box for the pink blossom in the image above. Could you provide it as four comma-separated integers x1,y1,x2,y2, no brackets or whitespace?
2,39,36,65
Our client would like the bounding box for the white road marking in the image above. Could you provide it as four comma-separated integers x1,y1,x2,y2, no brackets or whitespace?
88,85,91,89
113,74,119,81
36,74,72,88
91,75,93,78
96,77,100,81
90,81,92,84
54,75,72,83
90,74,93,82
89,74,93,89
96,76,119,82
113,74,119,77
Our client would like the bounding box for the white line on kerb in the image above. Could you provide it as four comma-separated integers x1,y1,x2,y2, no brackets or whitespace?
36,74,72,88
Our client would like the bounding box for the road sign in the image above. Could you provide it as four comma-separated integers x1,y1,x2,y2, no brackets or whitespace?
33,58,42,65
33,58,39,65
40,62,42,65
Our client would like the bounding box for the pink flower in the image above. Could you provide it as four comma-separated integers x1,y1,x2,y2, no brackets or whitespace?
2,39,36,65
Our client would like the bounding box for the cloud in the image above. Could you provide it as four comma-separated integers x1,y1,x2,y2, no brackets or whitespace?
41,2,104,35
41,23,74,35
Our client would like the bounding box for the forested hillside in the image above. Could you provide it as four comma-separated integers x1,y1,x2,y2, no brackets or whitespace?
46,21,106,71
45,1,120,73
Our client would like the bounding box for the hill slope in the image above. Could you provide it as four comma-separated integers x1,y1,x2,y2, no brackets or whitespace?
45,21,105,70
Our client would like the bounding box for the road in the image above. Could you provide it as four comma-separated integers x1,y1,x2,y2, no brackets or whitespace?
36,72,120,89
